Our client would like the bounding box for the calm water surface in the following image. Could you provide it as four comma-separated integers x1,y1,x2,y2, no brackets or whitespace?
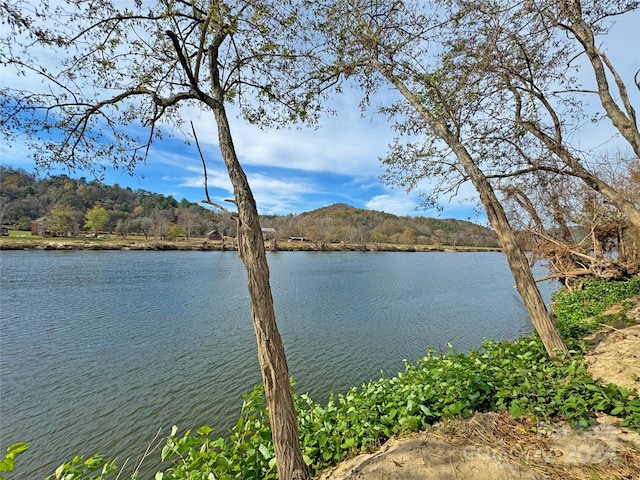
0,251,555,478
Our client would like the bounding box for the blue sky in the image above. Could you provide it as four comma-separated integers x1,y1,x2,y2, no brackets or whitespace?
1,7,638,222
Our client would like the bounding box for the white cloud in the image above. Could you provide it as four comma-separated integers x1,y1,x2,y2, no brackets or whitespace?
222,172,326,214
173,163,324,214
4,4,637,223
366,193,420,216
0,140,33,168
177,169,231,191
182,89,395,177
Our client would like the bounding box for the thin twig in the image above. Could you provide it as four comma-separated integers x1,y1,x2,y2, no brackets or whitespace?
530,230,596,263
115,427,164,480
598,323,622,332
190,121,237,220
191,120,213,204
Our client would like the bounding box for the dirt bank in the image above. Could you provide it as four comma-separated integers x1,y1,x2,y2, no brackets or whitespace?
316,297,640,480
0,236,500,252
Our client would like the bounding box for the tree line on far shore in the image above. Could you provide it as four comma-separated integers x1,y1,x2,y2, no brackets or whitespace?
0,167,499,247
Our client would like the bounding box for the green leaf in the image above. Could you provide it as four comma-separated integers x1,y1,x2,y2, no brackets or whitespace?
419,405,432,416
161,444,173,461
6,444,28,456
197,425,213,436
258,444,272,459
510,403,523,419
0,457,14,472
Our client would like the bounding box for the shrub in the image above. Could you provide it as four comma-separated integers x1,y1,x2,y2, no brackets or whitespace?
552,277,640,342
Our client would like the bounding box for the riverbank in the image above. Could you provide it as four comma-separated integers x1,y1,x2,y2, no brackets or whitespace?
0,235,501,252
318,296,640,480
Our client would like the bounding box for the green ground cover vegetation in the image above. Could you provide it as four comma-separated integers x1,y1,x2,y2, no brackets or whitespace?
2,277,639,480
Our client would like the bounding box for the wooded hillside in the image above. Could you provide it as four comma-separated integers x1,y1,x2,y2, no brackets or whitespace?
0,167,498,247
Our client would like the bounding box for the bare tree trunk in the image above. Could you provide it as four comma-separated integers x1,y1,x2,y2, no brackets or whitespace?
549,191,575,244
380,66,569,360
164,19,310,477
618,225,627,263
208,95,309,479
502,186,547,233
556,0,640,158
524,122,640,229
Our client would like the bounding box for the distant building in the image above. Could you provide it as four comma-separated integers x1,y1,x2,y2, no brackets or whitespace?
31,216,51,236
288,236,311,243
261,227,276,240
206,229,222,240
31,216,79,237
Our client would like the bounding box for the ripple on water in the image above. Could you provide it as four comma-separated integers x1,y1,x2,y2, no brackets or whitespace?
0,251,555,478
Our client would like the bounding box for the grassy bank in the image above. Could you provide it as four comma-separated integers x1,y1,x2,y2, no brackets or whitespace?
0,233,500,252
3,278,639,480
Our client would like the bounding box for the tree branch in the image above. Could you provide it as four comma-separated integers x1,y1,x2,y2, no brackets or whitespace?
190,120,238,220
165,29,200,93
530,229,596,263
598,46,637,125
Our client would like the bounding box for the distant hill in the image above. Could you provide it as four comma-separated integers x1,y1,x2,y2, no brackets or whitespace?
0,167,498,247
301,203,366,217
262,203,498,247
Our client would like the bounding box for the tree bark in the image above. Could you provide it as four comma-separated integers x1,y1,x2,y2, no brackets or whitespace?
378,65,569,360
508,81,640,231
452,145,570,361
208,96,309,480
200,41,309,480
519,115,640,230
165,17,312,476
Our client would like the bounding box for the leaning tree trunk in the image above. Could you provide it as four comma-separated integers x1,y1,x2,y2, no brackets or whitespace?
380,67,570,360
165,25,308,477
451,144,570,360
518,113,640,231
206,68,309,480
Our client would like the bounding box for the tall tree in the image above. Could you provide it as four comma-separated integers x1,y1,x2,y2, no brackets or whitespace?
0,2,333,478
552,0,640,158
177,206,203,239
433,0,640,280
433,0,640,229
312,0,570,359
84,202,108,236
50,203,76,237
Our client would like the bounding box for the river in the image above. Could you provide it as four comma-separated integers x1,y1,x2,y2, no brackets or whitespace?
0,250,556,478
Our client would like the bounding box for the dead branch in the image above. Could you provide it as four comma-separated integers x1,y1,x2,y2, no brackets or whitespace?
530,229,596,263
190,120,237,220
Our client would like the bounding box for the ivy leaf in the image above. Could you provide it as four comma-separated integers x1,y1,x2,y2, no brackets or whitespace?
259,443,272,459
6,444,28,455
510,403,523,419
